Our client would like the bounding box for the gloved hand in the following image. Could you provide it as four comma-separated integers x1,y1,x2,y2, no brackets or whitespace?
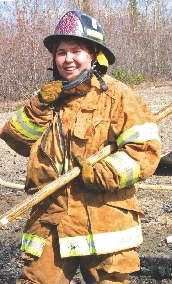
38,81,62,105
75,155,104,191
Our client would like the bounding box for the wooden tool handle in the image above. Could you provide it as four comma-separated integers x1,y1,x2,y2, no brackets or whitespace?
154,103,172,122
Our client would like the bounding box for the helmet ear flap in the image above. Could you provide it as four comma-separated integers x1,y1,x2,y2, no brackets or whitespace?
96,51,109,67
96,62,108,75
94,51,109,74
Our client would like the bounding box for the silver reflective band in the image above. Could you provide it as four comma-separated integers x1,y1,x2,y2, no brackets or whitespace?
59,225,143,258
21,233,46,257
117,123,160,148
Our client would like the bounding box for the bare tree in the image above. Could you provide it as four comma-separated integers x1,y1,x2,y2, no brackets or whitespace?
0,0,172,107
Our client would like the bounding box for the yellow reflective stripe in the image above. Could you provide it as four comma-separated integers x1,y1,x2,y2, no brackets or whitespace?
12,107,46,140
59,225,143,258
55,158,70,174
55,162,63,174
20,107,46,133
21,233,46,257
104,151,140,188
117,123,160,148
86,28,104,41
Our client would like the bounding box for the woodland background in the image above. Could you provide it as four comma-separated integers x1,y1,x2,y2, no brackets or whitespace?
0,0,172,104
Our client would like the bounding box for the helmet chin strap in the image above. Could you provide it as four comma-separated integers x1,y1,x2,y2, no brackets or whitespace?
62,61,108,94
94,69,108,91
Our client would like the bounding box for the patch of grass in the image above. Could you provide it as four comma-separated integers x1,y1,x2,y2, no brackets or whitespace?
111,68,146,85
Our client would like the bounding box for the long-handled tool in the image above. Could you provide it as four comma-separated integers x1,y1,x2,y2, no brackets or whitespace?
0,103,172,228
0,177,24,190
135,184,172,191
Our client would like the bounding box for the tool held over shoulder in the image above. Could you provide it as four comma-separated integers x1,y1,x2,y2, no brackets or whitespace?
0,103,172,228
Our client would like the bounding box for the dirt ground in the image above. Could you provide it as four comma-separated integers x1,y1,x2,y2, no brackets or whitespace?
0,83,172,284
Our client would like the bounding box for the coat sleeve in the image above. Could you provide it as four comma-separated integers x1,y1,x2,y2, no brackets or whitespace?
94,83,161,192
0,95,53,156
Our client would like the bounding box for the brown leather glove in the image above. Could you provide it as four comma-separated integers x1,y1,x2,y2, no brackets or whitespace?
75,155,104,191
38,81,62,105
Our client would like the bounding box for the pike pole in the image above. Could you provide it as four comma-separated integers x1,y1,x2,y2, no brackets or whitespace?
0,103,172,228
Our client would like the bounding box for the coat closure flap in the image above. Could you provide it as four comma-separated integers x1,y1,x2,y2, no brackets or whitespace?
39,113,65,165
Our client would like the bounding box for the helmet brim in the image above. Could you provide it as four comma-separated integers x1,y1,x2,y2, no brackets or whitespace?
43,34,115,65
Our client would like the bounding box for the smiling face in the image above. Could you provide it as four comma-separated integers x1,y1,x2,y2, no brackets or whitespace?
55,39,95,80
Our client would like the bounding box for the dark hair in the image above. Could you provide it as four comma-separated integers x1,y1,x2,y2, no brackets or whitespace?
52,36,99,60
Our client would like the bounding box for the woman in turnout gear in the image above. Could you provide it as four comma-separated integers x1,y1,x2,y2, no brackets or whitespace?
0,10,161,284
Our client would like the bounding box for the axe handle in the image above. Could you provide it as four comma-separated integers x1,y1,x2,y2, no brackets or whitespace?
0,103,172,228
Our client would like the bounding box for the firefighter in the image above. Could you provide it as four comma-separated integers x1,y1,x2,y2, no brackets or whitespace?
0,10,161,284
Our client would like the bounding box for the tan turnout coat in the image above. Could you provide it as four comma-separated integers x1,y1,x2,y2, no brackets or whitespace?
0,75,161,273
